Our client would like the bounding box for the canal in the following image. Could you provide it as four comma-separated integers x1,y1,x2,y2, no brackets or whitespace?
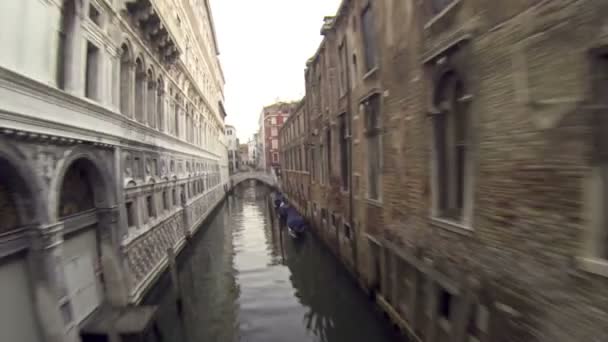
144,182,400,342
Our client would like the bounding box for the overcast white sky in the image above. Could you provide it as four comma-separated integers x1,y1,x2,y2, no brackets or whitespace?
210,0,342,142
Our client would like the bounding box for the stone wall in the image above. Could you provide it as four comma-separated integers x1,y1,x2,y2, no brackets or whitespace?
283,0,608,341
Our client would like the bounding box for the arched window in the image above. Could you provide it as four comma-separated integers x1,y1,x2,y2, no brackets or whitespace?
59,160,95,217
57,0,78,90
147,69,156,128
432,71,470,222
119,43,132,116
135,58,146,123
157,77,165,131
175,94,181,137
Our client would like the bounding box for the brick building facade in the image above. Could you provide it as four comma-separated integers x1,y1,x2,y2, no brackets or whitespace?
259,101,298,172
279,0,608,341
279,100,309,212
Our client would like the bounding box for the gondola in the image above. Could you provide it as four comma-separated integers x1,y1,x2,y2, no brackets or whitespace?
286,207,307,239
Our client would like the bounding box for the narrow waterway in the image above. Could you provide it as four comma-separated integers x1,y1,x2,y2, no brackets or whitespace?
144,182,400,342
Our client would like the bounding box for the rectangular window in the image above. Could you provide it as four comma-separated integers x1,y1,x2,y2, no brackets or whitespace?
126,201,135,227
271,117,277,125
304,146,309,172
339,113,350,190
89,4,101,25
273,153,279,163
172,188,177,206
146,195,155,220
338,42,348,95
134,157,141,177
365,94,381,200
271,127,278,136
85,42,100,100
432,74,470,222
163,191,169,210
361,4,377,71
326,129,332,181
438,289,453,320
319,143,325,185
272,139,278,150
311,146,316,181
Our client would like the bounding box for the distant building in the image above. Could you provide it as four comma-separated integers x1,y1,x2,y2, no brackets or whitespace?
239,144,249,168
247,137,258,167
226,125,239,174
258,101,299,173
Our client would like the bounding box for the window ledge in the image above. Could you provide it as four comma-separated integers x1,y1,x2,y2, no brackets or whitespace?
424,0,462,30
429,216,473,236
365,198,383,207
362,67,379,80
577,257,608,278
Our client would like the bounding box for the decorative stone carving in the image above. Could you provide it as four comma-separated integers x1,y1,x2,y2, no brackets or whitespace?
36,149,57,184
124,153,133,177
160,159,167,176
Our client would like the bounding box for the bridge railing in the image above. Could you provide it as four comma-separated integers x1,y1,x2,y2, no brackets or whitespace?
229,171,277,187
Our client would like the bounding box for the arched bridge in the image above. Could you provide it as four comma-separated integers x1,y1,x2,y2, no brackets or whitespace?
229,171,278,188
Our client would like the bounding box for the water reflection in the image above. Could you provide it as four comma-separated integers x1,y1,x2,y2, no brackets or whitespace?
147,183,399,342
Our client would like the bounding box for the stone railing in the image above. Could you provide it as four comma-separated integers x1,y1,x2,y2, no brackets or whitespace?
229,171,277,188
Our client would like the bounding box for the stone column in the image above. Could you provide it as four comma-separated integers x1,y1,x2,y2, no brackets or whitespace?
27,222,72,342
97,206,129,306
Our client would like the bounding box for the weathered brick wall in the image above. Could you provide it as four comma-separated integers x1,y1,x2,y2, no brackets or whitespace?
376,0,608,341
292,0,608,341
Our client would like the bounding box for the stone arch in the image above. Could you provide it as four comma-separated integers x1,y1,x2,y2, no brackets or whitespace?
134,56,146,123
119,41,134,117
157,76,165,131
146,67,157,128
49,149,128,319
50,149,116,221
0,140,45,231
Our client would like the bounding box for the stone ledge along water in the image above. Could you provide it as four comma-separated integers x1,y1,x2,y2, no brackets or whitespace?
143,182,401,342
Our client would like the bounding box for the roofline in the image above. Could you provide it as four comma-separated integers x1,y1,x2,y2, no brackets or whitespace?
204,0,226,86
204,0,221,56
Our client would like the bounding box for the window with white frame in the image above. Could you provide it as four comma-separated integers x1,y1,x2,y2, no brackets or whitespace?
364,94,381,200
431,71,471,223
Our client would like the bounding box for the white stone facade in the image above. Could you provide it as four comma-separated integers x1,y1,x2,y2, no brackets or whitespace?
0,0,228,341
